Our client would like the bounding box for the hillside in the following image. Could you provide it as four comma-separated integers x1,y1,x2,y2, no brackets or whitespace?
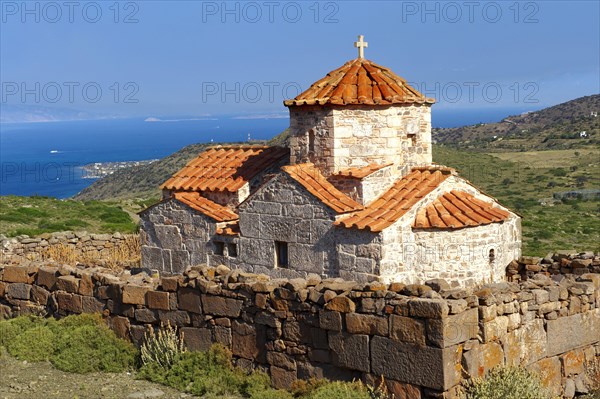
433,94,600,151
74,143,212,201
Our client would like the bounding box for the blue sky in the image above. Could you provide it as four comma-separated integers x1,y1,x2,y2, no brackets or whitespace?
1,0,599,118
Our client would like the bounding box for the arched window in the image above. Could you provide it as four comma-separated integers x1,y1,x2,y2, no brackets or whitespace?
489,249,495,264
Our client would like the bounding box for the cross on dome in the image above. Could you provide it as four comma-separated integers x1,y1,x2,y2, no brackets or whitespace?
354,35,368,59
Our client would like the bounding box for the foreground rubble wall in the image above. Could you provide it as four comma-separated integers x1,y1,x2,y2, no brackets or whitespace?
1,253,599,398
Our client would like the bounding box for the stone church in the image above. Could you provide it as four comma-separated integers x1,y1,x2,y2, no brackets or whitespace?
140,37,521,287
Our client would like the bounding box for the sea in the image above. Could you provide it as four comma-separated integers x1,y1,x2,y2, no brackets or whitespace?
0,107,529,199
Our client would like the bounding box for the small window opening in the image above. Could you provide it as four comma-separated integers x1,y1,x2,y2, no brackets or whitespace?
308,129,316,155
227,243,238,258
275,241,289,268
407,133,417,145
489,249,495,264
214,241,225,256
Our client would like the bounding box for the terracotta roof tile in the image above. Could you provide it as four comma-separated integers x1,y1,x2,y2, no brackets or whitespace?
335,167,452,232
161,146,289,192
284,58,436,107
413,191,510,229
282,163,363,214
216,222,240,236
173,192,238,222
333,163,393,180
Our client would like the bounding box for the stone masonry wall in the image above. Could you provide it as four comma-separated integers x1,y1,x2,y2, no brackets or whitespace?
0,232,137,265
1,258,599,398
288,104,432,177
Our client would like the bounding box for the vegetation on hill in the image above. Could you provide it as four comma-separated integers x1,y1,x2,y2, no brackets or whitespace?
0,196,137,237
433,146,600,255
433,94,600,151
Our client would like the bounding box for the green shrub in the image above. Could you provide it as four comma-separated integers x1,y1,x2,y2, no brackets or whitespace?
0,314,136,374
52,323,137,373
7,325,55,362
463,367,550,399
139,345,291,399
301,381,371,399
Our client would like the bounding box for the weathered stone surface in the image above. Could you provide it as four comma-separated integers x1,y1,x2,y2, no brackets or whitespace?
390,315,426,346
56,292,83,314
81,296,105,313
270,365,296,390
502,319,546,366
561,349,585,376
324,296,356,313
177,287,202,314
181,327,212,351
6,283,31,300
232,321,264,361
56,275,80,293
346,313,388,336
531,356,562,397
481,315,509,342
201,294,242,317
408,299,449,319
546,309,600,357
462,341,503,379
36,267,58,289
371,336,459,390
385,380,422,399
329,332,370,372
319,310,342,331
146,290,170,311
160,276,180,292
122,285,150,305
158,310,190,326
3,266,29,283
427,308,478,348
267,351,296,371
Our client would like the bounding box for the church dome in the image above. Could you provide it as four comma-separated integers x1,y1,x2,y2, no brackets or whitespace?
284,57,436,107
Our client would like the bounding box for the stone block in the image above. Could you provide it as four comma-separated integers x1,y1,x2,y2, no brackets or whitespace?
324,296,356,313
481,315,509,342
122,284,150,305
427,308,478,348
3,266,29,283
232,321,265,361
135,308,158,323
177,287,202,314
181,327,212,351
319,310,342,331
6,283,31,300
531,356,562,397
408,298,449,319
56,292,83,314
146,290,170,311
158,310,190,326
546,309,600,357
214,326,232,346
201,294,243,317
160,276,180,292
329,332,370,372
371,336,460,390
501,319,546,366
141,246,164,270
561,349,585,376
36,266,58,289
109,316,131,340
267,351,296,371
56,275,80,293
462,341,503,379
346,313,388,336
390,315,426,346
31,285,50,305
270,365,296,390
78,273,94,296
385,380,421,399
81,296,105,314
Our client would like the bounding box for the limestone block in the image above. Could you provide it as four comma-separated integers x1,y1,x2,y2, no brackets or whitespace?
346,313,388,336
481,315,509,342
531,356,562,397
201,294,243,317
329,332,370,372
371,336,461,390
547,309,600,357
427,308,478,348
501,319,546,366
390,315,426,346
561,348,585,376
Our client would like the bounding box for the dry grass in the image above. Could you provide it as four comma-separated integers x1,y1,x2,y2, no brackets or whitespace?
41,235,141,270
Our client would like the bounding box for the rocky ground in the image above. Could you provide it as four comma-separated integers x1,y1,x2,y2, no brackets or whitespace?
0,350,196,399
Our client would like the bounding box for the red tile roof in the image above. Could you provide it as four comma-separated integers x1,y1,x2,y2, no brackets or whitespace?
216,222,240,236
335,167,452,232
414,191,510,229
173,192,238,222
282,163,363,214
161,146,289,192
333,163,393,180
284,58,436,107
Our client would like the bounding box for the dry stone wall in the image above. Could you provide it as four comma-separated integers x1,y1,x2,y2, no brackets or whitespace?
0,232,137,265
1,253,599,398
